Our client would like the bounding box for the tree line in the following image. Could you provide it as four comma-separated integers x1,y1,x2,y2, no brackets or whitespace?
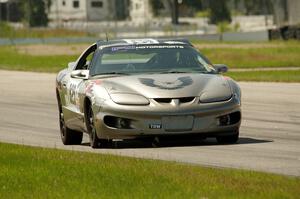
151,0,275,25
19,0,277,27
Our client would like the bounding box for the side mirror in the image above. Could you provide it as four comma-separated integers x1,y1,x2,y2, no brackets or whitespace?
213,64,228,73
70,70,89,80
68,62,76,70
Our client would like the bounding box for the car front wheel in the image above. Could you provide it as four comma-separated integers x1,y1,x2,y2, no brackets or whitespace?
86,105,110,148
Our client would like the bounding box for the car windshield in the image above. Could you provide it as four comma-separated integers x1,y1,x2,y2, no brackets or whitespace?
90,44,216,76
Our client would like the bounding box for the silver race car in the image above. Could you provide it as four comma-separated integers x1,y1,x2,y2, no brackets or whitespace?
56,39,241,148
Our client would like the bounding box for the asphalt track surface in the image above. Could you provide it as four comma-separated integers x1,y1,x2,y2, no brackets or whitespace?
0,70,299,176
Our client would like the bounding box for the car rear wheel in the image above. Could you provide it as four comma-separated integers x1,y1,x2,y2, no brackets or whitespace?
216,130,239,144
59,109,83,145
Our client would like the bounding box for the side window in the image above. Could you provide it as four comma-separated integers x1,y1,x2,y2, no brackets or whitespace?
85,52,94,68
75,44,97,70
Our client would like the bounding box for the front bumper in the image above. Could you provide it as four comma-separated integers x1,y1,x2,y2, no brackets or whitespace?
94,96,241,140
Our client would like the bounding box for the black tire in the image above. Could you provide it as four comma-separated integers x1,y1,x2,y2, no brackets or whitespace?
216,130,239,144
86,105,99,148
296,29,300,40
59,107,83,145
151,137,161,148
86,104,110,148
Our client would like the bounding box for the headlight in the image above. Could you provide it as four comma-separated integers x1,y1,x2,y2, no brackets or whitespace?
110,93,150,105
233,93,241,105
199,91,232,103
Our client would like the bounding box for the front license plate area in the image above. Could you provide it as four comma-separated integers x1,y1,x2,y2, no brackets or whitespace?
162,115,194,131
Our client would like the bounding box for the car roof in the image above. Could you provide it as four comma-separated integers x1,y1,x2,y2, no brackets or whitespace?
96,38,192,48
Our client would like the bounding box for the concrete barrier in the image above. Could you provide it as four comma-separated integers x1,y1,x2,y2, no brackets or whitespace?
43,37,69,44
0,31,270,46
192,34,221,41
0,38,12,45
66,37,99,43
12,38,44,45
223,30,269,42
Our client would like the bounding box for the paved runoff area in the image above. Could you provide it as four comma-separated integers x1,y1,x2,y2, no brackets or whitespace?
0,70,299,176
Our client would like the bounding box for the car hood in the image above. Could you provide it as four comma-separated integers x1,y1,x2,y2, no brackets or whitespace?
98,73,232,101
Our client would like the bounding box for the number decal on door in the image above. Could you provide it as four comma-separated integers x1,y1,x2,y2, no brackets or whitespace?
69,83,77,105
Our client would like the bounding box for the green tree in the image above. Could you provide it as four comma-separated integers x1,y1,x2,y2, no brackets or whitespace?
244,0,273,15
184,0,203,9
22,0,49,27
209,0,231,24
150,0,204,24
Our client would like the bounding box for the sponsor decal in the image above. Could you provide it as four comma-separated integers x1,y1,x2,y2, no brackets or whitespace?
111,44,185,51
223,76,231,80
85,80,102,93
139,76,193,90
58,72,67,82
69,83,77,104
163,41,185,44
111,46,136,52
92,80,102,85
124,39,159,44
85,83,93,93
136,45,184,49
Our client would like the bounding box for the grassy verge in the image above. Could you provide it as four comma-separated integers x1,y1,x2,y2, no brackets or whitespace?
1,43,300,82
227,70,300,82
0,46,77,73
0,142,299,199
196,41,300,68
0,22,92,38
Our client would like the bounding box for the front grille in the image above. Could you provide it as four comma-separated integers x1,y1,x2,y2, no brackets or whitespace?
154,98,172,103
154,97,195,104
179,97,195,103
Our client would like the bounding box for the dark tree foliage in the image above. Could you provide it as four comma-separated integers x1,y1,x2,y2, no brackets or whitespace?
244,0,273,15
151,0,179,24
209,0,232,24
184,0,203,9
170,0,179,24
150,0,165,16
151,0,202,10
22,0,49,27
150,0,203,23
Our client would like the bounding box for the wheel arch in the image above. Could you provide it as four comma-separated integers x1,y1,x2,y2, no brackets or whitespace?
83,96,93,127
56,88,63,112
56,88,60,101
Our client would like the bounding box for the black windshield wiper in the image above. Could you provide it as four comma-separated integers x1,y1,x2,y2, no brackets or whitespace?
159,70,189,74
160,70,214,74
96,72,130,76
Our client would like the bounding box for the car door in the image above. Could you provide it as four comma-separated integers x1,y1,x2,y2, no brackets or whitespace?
63,44,97,131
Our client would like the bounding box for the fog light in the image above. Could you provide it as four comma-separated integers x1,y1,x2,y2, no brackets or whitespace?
104,116,133,129
116,118,131,129
218,115,230,126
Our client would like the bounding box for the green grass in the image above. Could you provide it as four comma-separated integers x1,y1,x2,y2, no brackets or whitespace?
1,43,300,82
0,22,92,38
227,70,300,82
0,142,299,199
198,42,300,68
0,46,77,72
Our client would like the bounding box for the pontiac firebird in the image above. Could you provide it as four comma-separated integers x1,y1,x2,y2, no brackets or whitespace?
56,39,241,148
